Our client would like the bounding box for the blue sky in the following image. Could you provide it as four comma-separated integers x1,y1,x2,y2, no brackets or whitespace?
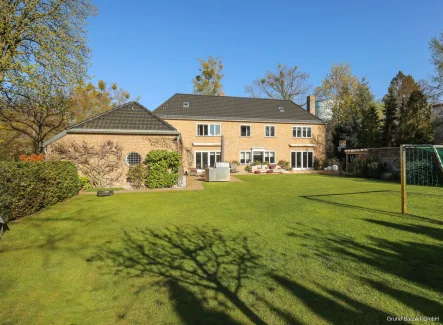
88,0,443,109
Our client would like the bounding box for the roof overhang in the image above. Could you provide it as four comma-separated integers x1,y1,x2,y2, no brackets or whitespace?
43,129,180,147
289,144,317,147
158,115,325,125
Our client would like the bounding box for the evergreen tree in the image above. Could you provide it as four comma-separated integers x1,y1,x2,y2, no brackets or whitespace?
398,90,434,143
359,103,381,147
381,86,398,147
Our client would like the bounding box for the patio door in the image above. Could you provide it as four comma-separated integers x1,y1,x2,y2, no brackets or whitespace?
291,151,314,170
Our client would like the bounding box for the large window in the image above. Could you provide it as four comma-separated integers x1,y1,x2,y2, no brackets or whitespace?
264,151,275,163
265,125,275,137
197,124,221,136
292,126,312,138
125,152,142,165
291,151,314,169
240,151,251,164
240,125,251,137
250,150,275,164
195,151,221,169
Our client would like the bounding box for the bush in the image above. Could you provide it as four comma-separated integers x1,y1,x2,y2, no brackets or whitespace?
126,164,148,189
145,150,181,188
79,176,92,190
277,160,290,171
0,161,81,222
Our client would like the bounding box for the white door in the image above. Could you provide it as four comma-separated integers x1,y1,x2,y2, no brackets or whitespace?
291,151,314,170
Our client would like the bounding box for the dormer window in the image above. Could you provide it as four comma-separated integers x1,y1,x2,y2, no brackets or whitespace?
279,107,284,113
183,102,189,108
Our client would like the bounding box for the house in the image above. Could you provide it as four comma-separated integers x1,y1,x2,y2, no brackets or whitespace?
44,94,326,186
43,102,181,184
153,94,326,171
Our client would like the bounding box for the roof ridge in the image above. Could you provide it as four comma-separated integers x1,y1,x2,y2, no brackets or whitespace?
68,101,177,131
174,93,293,102
67,101,135,130
136,102,177,131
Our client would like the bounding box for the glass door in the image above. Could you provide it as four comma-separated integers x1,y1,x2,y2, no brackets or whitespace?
291,151,314,170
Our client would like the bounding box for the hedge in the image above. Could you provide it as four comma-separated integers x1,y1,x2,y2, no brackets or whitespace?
145,150,181,188
0,161,81,222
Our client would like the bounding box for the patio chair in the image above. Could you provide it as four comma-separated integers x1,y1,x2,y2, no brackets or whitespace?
230,163,239,173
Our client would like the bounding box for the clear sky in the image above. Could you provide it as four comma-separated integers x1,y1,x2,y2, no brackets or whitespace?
87,0,443,109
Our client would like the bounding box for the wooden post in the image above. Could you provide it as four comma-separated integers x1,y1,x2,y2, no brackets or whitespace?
400,145,406,214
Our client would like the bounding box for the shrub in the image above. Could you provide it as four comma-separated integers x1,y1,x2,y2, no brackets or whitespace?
230,160,240,166
145,150,181,188
126,164,148,189
79,176,92,190
0,161,81,222
277,160,290,170
244,165,252,172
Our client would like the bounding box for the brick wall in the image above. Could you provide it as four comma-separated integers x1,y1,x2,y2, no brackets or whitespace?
46,133,179,186
164,119,326,170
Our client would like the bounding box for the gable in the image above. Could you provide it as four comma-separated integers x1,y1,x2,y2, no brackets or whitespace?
69,102,177,131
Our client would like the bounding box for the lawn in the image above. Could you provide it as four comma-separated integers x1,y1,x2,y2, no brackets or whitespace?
1,175,442,325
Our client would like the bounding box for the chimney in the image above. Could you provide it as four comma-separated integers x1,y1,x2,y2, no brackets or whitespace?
307,95,316,116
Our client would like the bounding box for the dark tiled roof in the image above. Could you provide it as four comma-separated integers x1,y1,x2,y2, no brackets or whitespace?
69,102,177,131
153,94,323,124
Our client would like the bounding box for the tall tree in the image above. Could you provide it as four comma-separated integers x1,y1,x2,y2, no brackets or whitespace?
382,71,433,146
360,104,381,148
397,90,434,144
0,72,72,153
381,86,398,147
429,32,443,98
314,63,360,124
245,64,311,104
352,80,380,148
192,56,224,96
70,80,132,124
0,0,97,98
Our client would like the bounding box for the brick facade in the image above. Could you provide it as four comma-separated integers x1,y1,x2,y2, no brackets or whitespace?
46,133,180,186
165,119,326,170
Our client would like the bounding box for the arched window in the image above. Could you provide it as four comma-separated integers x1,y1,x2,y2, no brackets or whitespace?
125,152,142,166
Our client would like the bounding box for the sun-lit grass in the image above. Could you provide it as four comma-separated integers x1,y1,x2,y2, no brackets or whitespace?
1,174,442,325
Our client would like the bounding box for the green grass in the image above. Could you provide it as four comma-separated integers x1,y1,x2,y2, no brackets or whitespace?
84,187,125,192
1,175,442,325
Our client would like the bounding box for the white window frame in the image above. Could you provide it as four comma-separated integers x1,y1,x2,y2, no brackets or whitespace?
290,150,314,170
239,151,252,164
240,124,251,137
194,150,221,168
264,150,276,164
196,123,221,136
292,126,312,138
264,125,276,137
125,152,142,166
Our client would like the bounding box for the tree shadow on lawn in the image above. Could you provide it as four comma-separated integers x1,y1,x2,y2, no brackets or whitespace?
88,225,272,325
87,224,407,325
286,224,443,309
363,219,443,242
271,274,391,325
300,191,443,225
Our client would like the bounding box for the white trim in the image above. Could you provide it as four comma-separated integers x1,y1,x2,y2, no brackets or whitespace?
192,142,221,147
239,150,252,164
240,124,251,137
292,126,313,138
125,152,142,166
194,150,222,168
290,150,314,170
289,144,317,147
264,125,276,137
196,123,222,136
